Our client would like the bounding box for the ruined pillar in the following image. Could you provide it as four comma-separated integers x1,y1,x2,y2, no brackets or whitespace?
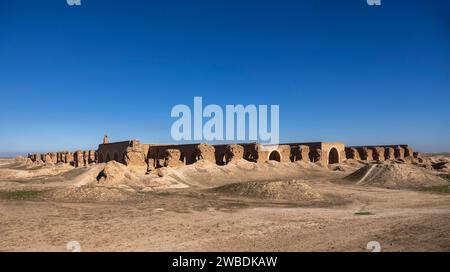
163,149,183,167
278,145,292,163
394,146,405,161
74,150,84,167
88,150,96,164
403,146,414,158
82,151,89,166
193,143,216,163
66,152,74,165
124,140,146,166
225,144,244,163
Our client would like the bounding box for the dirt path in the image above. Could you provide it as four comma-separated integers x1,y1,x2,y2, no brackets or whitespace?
1,183,449,252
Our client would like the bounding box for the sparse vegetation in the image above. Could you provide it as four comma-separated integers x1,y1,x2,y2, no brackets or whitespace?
354,211,374,216
438,174,450,182
0,190,43,200
422,186,450,194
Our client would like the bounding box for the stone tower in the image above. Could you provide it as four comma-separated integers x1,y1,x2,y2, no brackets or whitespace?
103,134,109,144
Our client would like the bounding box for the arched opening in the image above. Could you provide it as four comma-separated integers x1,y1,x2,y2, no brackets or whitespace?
268,151,281,162
328,148,339,164
105,153,111,162
217,153,227,165
99,153,104,163
113,152,119,162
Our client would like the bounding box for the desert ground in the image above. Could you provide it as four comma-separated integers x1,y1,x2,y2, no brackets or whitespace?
1,155,449,252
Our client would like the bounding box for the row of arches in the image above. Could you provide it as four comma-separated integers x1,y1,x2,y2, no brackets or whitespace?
267,147,339,165
99,147,341,166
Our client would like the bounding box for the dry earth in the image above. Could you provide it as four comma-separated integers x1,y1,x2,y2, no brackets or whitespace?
0,156,449,252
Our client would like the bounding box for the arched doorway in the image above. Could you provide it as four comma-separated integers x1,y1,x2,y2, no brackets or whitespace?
328,148,339,164
268,151,281,162
113,152,119,162
99,153,104,163
105,153,111,162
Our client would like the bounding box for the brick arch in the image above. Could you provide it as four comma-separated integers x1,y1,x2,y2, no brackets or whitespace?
268,150,281,162
328,147,339,164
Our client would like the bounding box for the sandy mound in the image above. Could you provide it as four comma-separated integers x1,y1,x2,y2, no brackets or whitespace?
345,162,447,189
96,161,139,185
151,159,337,189
63,163,106,187
212,180,321,201
0,163,74,180
62,161,186,190
41,186,132,202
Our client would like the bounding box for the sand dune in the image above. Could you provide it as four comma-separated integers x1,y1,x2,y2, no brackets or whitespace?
344,162,447,189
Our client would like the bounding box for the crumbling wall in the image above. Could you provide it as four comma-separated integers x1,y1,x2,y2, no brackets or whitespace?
403,146,414,158
385,147,395,160
225,144,244,163
291,145,311,162
243,143,260,163
402,145,414,163
43,153,52,164
89,150,96,164
345,147,360,160
163,149,184,167
66,152,74,165
124,140,146,167
193,143,216,163
278,145,292,163
394,146,405,161
372,147,385,162
298,145,311,162
74,150,85,167
413,152,424,163
357,147,373,161
310,148,322,163
83,151,89,166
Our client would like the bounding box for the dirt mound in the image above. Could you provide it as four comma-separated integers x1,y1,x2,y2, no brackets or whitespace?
212,180,321,201
41,186,132,202
345,162,447,189
66,161,185,190
64,163,106,187
151,159,339,189
96,161,139,185
0,163,73,180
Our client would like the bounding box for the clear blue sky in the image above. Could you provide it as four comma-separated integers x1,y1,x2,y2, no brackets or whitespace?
0,0,449,155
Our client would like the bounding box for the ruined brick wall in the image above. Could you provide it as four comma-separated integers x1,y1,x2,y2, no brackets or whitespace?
291,145,311,162
346,145,413,163
163,149,184,167
372,147,385,161
345,147,360,160
97,141,130,164
124,140,146,167
193,143,216,163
